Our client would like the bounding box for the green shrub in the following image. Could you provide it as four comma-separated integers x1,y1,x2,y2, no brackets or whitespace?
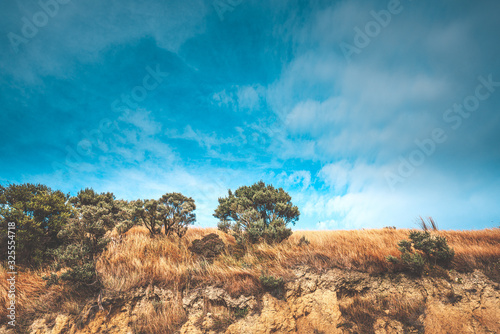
387,230,454,275
409,231,454,265
51,189,134,286
260,272,285,298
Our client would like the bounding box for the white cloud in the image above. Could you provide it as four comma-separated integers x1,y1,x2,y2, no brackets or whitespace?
212,84,263,112
237,85,262,110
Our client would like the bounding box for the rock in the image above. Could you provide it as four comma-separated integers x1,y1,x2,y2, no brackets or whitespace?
182,286,258,312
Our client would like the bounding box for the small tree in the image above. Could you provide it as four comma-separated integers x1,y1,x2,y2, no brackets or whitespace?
132,199,164,235
214,181,299,244
0,183,73,266
134,193,196,238
161,192,196,238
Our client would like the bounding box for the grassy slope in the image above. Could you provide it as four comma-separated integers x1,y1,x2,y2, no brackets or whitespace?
1,227,499,330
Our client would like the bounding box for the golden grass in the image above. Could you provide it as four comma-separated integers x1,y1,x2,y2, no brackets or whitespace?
96,226,500,296
131,292,186,334
1,226,499,330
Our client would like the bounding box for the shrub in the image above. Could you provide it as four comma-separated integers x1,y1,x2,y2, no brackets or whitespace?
189,233,225,261
260,272,285,298
409,231,454,266
51,189,134,285
387,230,454,275
214,181,299,244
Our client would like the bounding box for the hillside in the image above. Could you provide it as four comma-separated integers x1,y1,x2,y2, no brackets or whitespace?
1,227,499,333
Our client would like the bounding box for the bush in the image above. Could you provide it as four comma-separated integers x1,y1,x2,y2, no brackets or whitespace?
260,272,285,298
409,231,454,265
189,233,225,261
214,181,299,244
51,189,134,285
387,230,454,275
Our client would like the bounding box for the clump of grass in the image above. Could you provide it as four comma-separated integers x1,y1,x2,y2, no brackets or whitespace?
380,292,425,330
418,216,439,231
339,295,379,333
340,292,426,332
132,293,186,334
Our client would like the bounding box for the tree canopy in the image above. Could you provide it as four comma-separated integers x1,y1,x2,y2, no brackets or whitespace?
214,181,299,243
0,183,73,266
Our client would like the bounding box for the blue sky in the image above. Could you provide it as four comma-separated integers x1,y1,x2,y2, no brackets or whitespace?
1,0,500,230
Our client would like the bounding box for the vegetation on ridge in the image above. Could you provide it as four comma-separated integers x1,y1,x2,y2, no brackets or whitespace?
0,182,499,332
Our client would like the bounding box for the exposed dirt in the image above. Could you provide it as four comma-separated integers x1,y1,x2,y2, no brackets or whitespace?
3,268,499,334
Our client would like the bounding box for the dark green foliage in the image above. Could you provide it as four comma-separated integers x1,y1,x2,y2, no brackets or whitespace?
133,192,196,237
132,199,163,235
215,181,299,244
233,307,248,319
189,233,225,261
161,192,196,238
260,272,285,298
400,252,426,275
0,183,73,266
52,189,134,285
387,230,454,275
408,231,454,265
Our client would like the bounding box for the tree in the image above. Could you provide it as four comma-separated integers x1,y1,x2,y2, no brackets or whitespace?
161,192,196,238
132,199,164,235
133,193,196,238
0,183,73,266
52,188,134,285
214,181,299,243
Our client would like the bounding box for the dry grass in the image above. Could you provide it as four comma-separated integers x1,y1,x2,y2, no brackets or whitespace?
338,292,426,332
96,227,500,295
424,301,473,333
1,226,499,331
131,292,186,334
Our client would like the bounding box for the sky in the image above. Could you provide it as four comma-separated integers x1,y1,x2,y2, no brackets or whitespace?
1,0,499,230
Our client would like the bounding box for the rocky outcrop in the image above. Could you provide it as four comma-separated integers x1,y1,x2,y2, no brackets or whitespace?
15,268,500,334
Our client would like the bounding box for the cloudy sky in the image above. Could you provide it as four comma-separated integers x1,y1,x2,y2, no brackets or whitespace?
1,0,499,230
